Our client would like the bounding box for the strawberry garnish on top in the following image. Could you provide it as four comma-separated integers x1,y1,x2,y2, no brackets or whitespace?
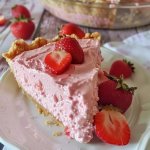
109,59,135,79
94,105,130,146
54,37,84,64
11,4,31,18
45,50,72,75
10,15,35,40
58,23,85,39
98,75,137,114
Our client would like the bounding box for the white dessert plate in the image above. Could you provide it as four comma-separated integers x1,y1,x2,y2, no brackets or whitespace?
0,47,150,150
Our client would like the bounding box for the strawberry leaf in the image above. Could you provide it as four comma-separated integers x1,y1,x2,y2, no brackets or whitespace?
10,18,19,23
122,84,128,91
59,35,63,39
105,74,117,81
128,87,137,95
61,24,64,28
116,75,137,94
123,59,135,73
10,14,33,23
57,28,61,33
12,4,17,9
116,82,122,89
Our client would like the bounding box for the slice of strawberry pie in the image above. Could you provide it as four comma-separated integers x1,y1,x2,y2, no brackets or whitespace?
2,33,104,143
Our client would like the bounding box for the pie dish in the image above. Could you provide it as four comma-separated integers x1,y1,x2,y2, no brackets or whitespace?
39,0,150,29
2,32,103,143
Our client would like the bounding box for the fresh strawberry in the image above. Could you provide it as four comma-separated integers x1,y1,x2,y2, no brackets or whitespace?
0,15,6,26
45,50,72,74
94,105,130,145
10,15,35,40
98,75,137,114
54,37,84,64
11,4,31,18
58,23,85,39
109,59,135,79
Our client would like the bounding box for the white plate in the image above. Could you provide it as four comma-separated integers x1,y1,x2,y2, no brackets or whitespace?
0,47,150,150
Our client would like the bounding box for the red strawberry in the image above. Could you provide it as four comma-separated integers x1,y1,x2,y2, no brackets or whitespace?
11,5,31,18
10,15,35,40
55,37,84,64
45,50,72,74
98,75,137,114
94,105,130,145
0,15,6,26
58,23,85,39
109,59,135,79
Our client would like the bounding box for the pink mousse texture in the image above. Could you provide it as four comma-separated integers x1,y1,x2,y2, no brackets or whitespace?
11,39,104,143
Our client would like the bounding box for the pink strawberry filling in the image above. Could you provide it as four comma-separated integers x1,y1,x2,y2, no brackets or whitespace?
11,39,104,143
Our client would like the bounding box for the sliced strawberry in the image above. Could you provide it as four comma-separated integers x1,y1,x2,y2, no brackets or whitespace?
0,15,6,26
45,50,72,74
55,37,84,64
94,105,130,145
109,59,135,79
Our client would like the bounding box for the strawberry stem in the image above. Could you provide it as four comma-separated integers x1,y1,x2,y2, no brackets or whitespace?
12,4,17,9
116,75,137,94
106,74,137,95
58,34,67,39
105,74,117,81
61,24,64,28
59,35,63,39
123,59,135,73
57,28,61,33
10,14,33,23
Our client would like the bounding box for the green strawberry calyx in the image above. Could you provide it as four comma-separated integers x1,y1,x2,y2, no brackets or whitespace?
57,27,61,34
106,74,137,95
57,24,64,34
58,34,67,39
11,4,18,10
10,14,33,23
123,59,135,73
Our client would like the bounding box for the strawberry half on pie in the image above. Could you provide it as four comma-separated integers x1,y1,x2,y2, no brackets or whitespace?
2,32,104,143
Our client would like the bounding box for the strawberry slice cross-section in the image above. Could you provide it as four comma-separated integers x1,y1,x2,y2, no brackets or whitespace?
94,105,130,146
0,15,6,26
45,50,72,75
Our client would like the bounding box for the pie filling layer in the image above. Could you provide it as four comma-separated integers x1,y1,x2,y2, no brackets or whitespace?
11,39,104,143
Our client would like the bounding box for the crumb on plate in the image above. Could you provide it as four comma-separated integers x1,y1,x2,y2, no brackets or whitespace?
45,120,51,125
36,108,43,114
53,131,61,136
